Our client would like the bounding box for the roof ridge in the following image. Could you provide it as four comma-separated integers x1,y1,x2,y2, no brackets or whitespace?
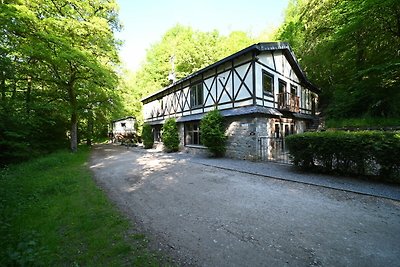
142,42,318,103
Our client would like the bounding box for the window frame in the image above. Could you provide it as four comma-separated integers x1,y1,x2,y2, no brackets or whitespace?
262,70,274,96
278,79,287,94
190,82,204,108
290,84,298,96
184,121,202,146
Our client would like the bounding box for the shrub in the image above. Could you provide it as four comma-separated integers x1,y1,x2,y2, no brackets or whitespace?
200,110,227,157
162,118,179,152
286,131,400,180
141,123,154,149
373,132,400,177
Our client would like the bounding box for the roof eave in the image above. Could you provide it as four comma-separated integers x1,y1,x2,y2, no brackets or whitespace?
141,42,320,102
112,116,136,123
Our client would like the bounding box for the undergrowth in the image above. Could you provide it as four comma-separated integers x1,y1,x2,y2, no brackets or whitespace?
0,147,169,266
326,117,400,128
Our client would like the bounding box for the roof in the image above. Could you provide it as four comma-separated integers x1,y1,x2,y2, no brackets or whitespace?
292,113,316,120
112,116,135,123
141,42,319,103
145,106,283,125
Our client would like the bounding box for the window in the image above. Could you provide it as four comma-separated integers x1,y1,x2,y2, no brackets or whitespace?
190,83,203,108
285,124,289,137
278,79,286,93
283,123,295,136
185,122,202,145
290,84,297,96
121,122,126,127
153,125,162,142
274,124,280,138
262,71,274,95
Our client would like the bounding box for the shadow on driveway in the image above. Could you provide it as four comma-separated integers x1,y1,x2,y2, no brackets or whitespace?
90,144,400,267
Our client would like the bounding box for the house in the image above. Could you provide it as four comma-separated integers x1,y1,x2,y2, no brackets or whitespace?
141,42,319,160
110,116,136,142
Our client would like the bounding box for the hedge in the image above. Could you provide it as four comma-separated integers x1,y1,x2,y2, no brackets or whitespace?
285,131,400,180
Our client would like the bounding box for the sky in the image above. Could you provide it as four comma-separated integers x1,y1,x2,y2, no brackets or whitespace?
116,0,289,72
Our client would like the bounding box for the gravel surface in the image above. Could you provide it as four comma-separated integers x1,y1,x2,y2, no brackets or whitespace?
90,144,400,266
176,154,400,201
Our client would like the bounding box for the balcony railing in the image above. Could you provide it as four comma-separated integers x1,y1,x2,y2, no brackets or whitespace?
277,92,300,112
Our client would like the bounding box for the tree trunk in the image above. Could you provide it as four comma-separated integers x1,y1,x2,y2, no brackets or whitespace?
1,71,5,101
11,82,16,99
26,76,32,114
86,109,93,146
68,81,78,153
70,111,78,152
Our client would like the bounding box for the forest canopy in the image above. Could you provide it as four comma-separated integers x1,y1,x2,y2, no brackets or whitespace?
123,0,400,127
0,0,124,164
120,25,258,125
277,0,400,120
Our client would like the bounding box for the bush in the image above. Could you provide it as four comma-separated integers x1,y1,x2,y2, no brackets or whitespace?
200,110,227,157
141,123,154,149
286,131,400,180
162,118,179,152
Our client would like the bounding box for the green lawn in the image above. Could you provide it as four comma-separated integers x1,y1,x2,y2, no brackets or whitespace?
0,147,169,266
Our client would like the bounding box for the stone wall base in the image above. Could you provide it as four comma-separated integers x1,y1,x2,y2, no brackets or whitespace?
152,114,312,160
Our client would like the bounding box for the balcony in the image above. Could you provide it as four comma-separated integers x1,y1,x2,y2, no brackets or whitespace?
277,92,300,112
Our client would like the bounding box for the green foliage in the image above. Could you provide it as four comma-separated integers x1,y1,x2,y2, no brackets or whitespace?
277,0,400,120
326,117,400,128
0,148,167,266
0,0,122,158
124,25,255,123
200,110,227,157
286,131,400,180
0,102,69,165
141,123,154,149
162,118,179,152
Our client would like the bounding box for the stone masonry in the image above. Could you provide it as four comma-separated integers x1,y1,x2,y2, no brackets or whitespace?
170,115,308,160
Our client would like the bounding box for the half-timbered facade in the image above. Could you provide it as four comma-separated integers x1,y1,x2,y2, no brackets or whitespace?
142,42,319,160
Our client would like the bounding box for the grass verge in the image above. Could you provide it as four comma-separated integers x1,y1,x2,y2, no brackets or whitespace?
0,146,168,266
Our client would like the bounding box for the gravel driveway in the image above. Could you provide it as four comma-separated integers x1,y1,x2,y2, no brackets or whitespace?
90,144,400,266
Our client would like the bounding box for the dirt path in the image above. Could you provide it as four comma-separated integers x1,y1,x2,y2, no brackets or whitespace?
90,144,400,266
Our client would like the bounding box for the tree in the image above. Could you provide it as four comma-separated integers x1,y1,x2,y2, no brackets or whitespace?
162,118,179,152
31,0,120,152
200,110,227,157
141,123,154,149
219,31,255,56
122,25,255,133
277,0,400,121
0,0,122,159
